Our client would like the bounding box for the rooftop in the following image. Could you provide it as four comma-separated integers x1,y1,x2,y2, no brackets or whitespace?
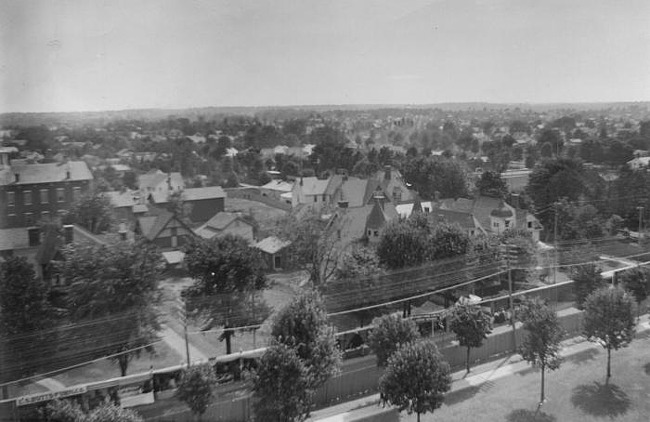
0,161,93,186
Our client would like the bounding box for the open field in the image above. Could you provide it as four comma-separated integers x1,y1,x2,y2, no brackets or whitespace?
402,332,650,422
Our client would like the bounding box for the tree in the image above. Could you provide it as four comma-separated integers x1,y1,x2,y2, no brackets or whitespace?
252,343,311,422
527,158,586,230
276,211,338,286
518,298,563,404
449,303,493,373
379,341,452,422
65,190,114,234
476,170,508,199
270,291,341,390
619,267,650,313
583,286,636,383
0,257,54,382
45,399,143,422
368,314,420,367
60,240,162,376
325,245,384,326
183,235,269,354
376,219,429,269
572,263,606,310
175,363,217,420
402,156,468,200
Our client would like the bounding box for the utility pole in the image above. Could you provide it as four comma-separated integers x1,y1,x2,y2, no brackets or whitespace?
637,206,644,245
176,297,191,368
500,243,518,351
553,202,559,284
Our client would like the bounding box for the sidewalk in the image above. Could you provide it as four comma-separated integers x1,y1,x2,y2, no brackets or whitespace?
310,315,650,421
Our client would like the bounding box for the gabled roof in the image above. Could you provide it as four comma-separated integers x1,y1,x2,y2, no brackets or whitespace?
194,212,252,239
138,170,183,190
0,161,92,186
366,201,398,230
254,236,291,254
104,190,138,208
296,177,330,196
428,209,487,235
261,180,293,193
182,186,226,201
333,177,369,208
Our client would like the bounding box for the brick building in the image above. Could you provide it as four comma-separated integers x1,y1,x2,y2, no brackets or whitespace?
0,149,93,229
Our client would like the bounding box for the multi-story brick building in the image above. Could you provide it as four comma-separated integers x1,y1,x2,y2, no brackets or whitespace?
0,148,93,229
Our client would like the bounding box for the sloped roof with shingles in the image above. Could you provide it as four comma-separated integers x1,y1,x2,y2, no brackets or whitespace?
182,186,226,201
254,236,291,254
366,201,398,230
0,161,92,186
333,177,369,208
298,177,331,196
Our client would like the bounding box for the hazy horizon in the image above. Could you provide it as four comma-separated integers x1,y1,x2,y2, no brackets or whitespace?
2,0,649,114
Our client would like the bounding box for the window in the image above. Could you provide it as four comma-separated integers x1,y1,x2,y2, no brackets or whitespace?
73,187,81,202
41,211,50,220
374,230,379,237
7,192,15,207
527,221,532,229
171,236,178,248
322,194,326,202
57,188,65,203
424,207,430,213
40,189,49,204
24,190,32,205
493,222,499,228
24,213,34,226
505,220,511,228
313,196,317,203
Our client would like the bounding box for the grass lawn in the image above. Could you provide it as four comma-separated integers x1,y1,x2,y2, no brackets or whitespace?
402,333,650,421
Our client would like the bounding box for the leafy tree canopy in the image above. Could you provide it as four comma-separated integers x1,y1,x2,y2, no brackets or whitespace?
175,363,218,417
368,314,420,367
253,343,312,422
270,291,341,389
449,303,493,372
379,341,452,422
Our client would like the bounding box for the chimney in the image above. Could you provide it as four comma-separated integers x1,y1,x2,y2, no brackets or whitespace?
118,221,128,241
14,173,19,183
63,225,74,244
384,165,391,180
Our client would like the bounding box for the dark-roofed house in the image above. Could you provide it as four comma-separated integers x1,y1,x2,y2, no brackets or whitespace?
254,236,292,271
0,149,93,229
194,212,255,242
291,176,334,209
135,208,196,251
441,195,542,241
148,186,226,224
0,224,106,285
328,195,399,246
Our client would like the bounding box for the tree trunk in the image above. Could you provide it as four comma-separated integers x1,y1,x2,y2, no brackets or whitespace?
118,354,129,377
539,365,545,404
606,345,611,383
225,329,233,355
466,346,471,373
417,412,420,422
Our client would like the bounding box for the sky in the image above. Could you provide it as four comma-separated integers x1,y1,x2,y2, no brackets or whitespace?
1,0,649,113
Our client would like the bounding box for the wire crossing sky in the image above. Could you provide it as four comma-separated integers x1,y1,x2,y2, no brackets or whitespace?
1,0,649,113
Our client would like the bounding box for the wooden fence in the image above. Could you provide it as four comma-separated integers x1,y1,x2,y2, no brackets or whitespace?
145,307,585,422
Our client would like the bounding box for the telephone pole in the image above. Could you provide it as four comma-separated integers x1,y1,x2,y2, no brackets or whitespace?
637,206,644,245
553,202,559,284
